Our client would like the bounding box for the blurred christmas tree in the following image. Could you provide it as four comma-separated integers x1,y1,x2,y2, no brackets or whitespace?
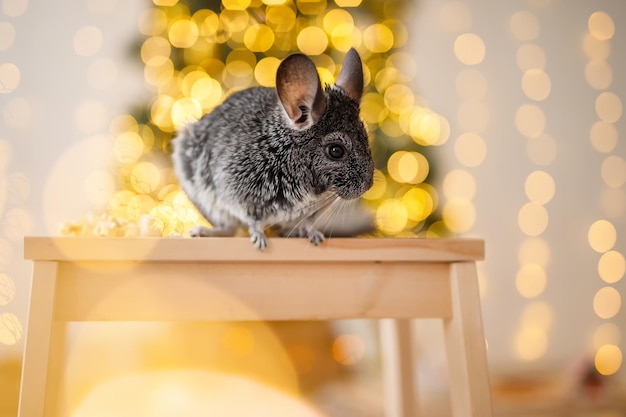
97,0,451,238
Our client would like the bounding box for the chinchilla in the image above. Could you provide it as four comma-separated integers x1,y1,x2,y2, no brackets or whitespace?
172,48,374,250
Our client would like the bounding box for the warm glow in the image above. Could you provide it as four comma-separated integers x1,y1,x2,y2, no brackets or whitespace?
521,69,551,101
590,121,618,153
516,43,546,71
510,11,540,41
598,251,625,284
0,274,16,306
595,344,622,376
516,264,547,298
524,170,555,205
332,334,365,366
515,326,547,361
0,63,20,93
595,91,622,123
601,156,626,188
518,237,551,267
526,133,557,166
363,24,394,53
515,104,545,138
518,203,548,237
453,33,485,65
593,323,621,350
593,286,621,319
297,26,328,55
443,169,476,201
588,11,615,41
588,219,616,253
443,199,475,233
454,132,486,167
585,60,613,90
376,199,408,235
0,312,22,345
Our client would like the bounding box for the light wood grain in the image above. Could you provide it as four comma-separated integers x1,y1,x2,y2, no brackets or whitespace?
24,237,484,263
380,319,416,417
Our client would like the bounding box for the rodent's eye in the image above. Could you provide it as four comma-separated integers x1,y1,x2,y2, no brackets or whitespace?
326,144,346,160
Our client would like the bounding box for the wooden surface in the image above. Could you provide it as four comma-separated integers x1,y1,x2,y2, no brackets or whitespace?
23,236,484,262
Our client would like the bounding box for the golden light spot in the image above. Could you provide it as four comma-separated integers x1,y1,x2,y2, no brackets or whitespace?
439,1,472,33
598,251,625,284
593,323,621,350
360,93,386,125
0,63,20,93
403,187,435,221
266,5,296,32
518,237,550,267
588,219,616,253
332,334,365,366
263,0,288,4
153,0,178,5
515,325,547,361
222,0,251,10
525,170,555,205
110,114,138,135
296,0,328,15
409,109,449,146
168,19,198,48
194,9,219,38
323,8,353,34
190,76,223,110
516,264,547,298
510,11,540,41
144,58,174,87
74,100,107,134
515,104,545,138
387,53,417,81
456,69,488,101
221,326,255,357
454,132,486,167
590,121,618,153
518,202,548,237
130,162,161,194
222,61,254,89
363,24,394,53
521,301,553,329
141,36,171,66
457,100,489,132
138,8,168,36
171,98,202,128
297,26,328,55
595,91,622,123
596,344,622,376
516,43,546,71
3,97,31,130
527,133,557,166
334,0,361,6
376,199,408,235
362,169,387,200
600,188,626,219
0,313,22,345
585,60,613,90
0,22,15,51
522,69,551,101
593,287,621,319
443,169,476,201
388,151,429,184
443,199,475,234
601,156,626,188
583,33,611,60
331,23,362,52
0,274,15,306
87,58,118,90
453,33,485,66
384,84,414,114
244,24,275,52
588,11,615,41
220,10,250,34
2,0,28,17
73,26,103,57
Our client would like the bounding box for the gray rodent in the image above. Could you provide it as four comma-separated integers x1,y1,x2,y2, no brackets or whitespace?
172,48,374,250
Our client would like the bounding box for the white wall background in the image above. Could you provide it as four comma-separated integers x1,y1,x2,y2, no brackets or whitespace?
0,0,624,391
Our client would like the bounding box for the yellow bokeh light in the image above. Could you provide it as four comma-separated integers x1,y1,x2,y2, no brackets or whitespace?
454,132,486,167
443,199,475,234
593,286,621,319
363,24,394,53
583,33,611,60
0,274,16,306
518,202,548,237
254,57,281,87
360,93,386,125
588,11,615,41
457,100,489,133
297,26,328,55
408,109,448,146
0,63,20,93
588,219,616,253
585,60,613,90
595,344,622,376
0,312,22,345
516,264,547,298
590,121,618,153
453,33,485,66
388,151,429,184
443,169,476,201
521,69,551,101
220,10,250,34
168,19,198,48
153,0,178,5
190,76,223,110
144,58,175,87
331,23,361,52
171,97,202,128
243,24,275,52
141,36,171,66
516,43,546,71
524,170,555,205
515,104,545,138
334,0,361,6
332,334,365,366
595,91,622,123
403,187,435,222
114,131,144,165
139,8,168,36
593,323,621,350
439,1,472,33
73,25,103,57
362,169,387,201
601,156,626,189
323,8,353,34
222,60,254,89
521,301,553,330
510,11,540,41
598,251,625,284
223,0,252,11
130,162,161,194
266,5,296,32
526,133,557,166
376,199,408,235
296,0,328,15
384,84,414,114
456,69,488,101
515,325,547,361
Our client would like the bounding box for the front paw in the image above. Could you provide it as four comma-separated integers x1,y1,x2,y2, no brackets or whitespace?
307,229,325,246
250,230,268,251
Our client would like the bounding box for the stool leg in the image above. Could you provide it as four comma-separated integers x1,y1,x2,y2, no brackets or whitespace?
380,318,416,417
19,261,63,417
443,262,492,417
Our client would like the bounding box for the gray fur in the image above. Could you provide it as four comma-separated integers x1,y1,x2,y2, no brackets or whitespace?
172,49,374,250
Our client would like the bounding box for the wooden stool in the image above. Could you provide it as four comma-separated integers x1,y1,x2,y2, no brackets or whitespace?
19,237,491,416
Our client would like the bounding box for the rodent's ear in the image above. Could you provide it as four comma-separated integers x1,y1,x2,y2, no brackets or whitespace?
335,48,364,103
276,54,326,130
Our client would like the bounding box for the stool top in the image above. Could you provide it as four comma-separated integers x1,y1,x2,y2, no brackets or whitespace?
23,237,484,263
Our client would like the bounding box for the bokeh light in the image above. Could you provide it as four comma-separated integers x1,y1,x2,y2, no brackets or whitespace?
73,26,104,56
453,33,485,65
510,11,540,41
331,334,365,366
595,91,622,123
590,121,618,153
516,43,546,71
521,69,551,101
526,133,556,166
0,63,20,93
593,286,621,319
518,203,548,237
524,170,555,205
0,22,15,51
588,219,616,253
595,344,622,376
515,104,545,138
598,251,625,284
593,323,621,350
454,133,486,167
588,11,615,41
601,156,626,189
